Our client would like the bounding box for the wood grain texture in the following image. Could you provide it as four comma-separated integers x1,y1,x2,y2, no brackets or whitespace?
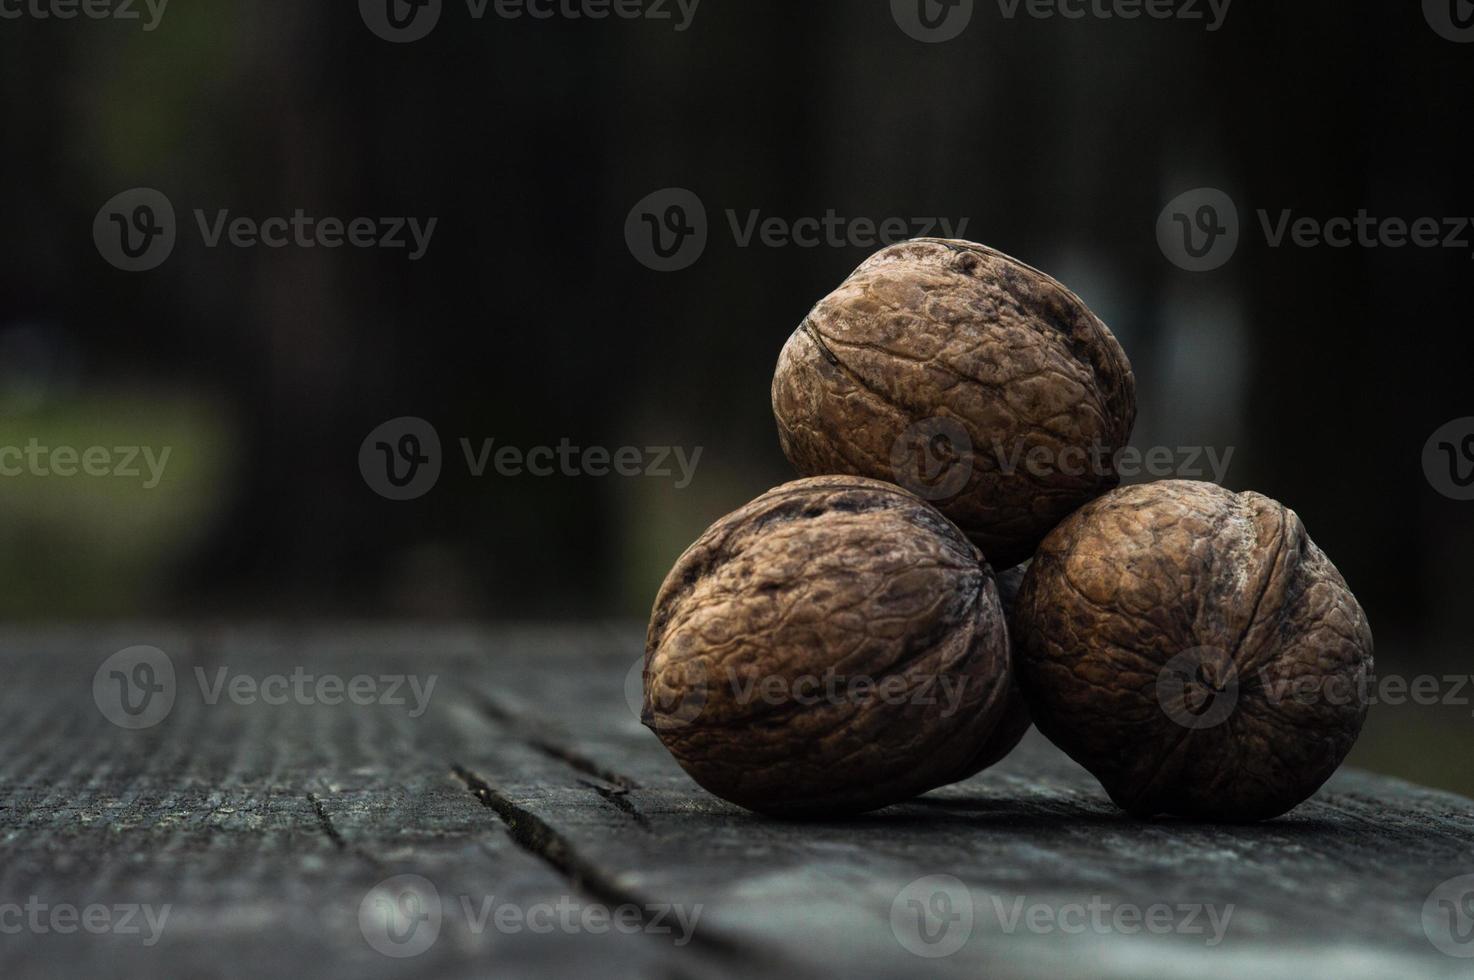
1,625,1471,979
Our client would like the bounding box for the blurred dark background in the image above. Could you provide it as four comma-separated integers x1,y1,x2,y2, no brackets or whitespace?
1,2,1471,790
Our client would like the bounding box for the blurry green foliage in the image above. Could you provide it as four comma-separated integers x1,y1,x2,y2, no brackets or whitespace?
0,393,234,618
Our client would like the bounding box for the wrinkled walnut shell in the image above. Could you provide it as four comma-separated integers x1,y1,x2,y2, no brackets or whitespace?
643,476,1019,816
1013,481,1374,821
772,239,1137,569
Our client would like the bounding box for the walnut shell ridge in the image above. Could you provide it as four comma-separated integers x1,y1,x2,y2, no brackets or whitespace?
643,476,1020,816
1013,481,1374,822
772,238,1137,569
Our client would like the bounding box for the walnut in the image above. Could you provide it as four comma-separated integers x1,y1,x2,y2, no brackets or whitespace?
1012,481,1374,821
771,238,1137,569
643,476,1019,816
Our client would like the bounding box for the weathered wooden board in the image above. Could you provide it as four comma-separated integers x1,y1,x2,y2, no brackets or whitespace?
1,625,1471,979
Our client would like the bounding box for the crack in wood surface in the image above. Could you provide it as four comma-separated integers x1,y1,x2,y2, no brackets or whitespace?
307,792,348,850
450,764,748,962
579,779,652,830
472,693,642,790
4,628,1471,980
306,790,386,871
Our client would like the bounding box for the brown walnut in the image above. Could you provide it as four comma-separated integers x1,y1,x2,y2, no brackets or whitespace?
643,476,1019,816
1012,481,1374,821
772,238,1137,569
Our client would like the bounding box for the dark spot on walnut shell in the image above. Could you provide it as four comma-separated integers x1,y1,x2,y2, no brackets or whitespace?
772,239,1137,569
643,476,1019,816
996,562,1029,620
1012,480,1374,822
965,563,1033,772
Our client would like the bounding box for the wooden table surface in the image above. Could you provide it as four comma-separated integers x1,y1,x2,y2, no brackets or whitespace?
1,625,1471,979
